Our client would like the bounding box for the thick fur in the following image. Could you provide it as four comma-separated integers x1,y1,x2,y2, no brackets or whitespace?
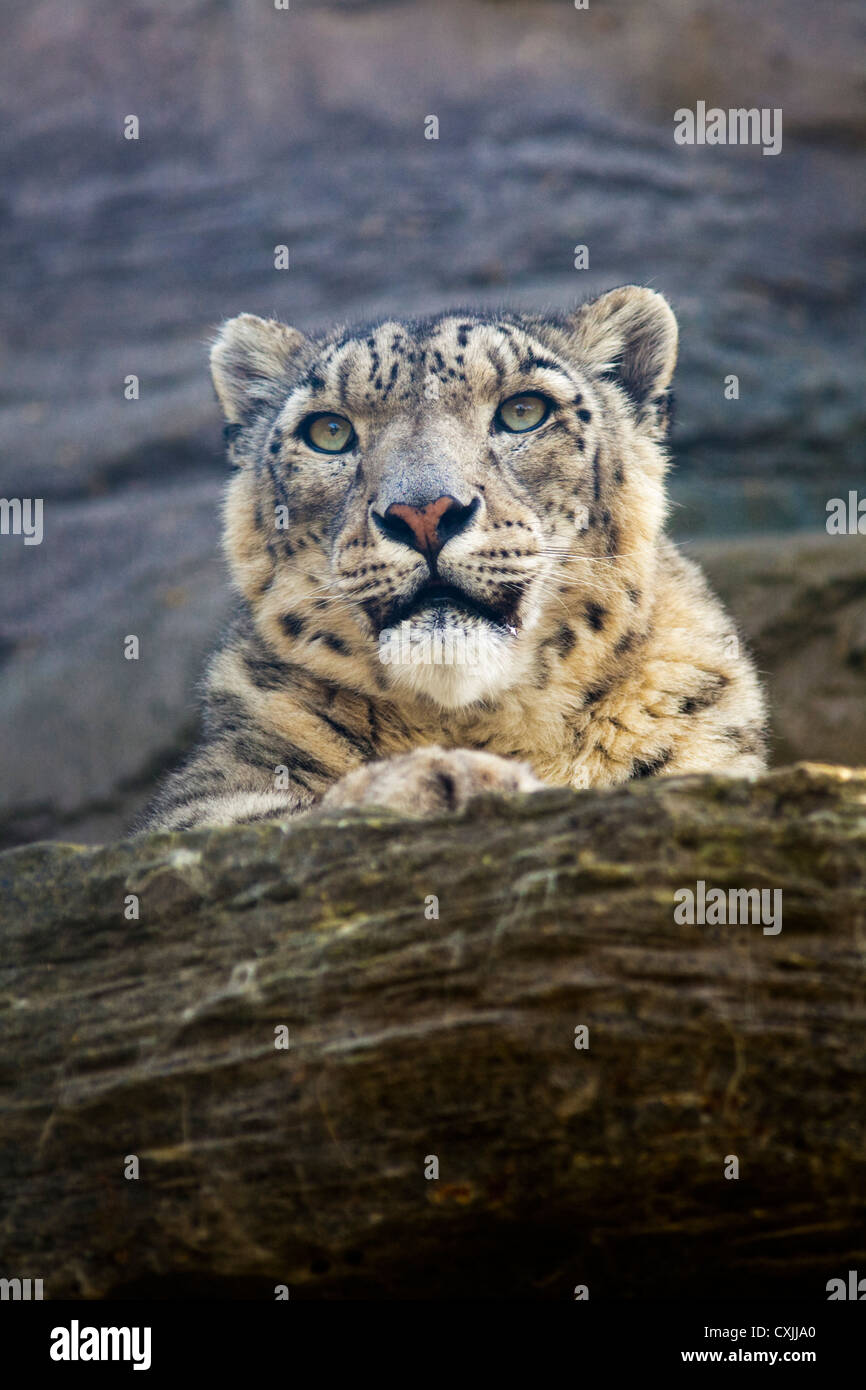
141,287,767,831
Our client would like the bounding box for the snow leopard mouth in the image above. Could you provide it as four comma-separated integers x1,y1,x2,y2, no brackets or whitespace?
382,581,520,633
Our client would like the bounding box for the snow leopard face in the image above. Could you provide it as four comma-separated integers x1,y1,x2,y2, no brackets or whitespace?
213,287,677,709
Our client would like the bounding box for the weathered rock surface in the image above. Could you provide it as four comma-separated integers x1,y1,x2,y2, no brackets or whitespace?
1,764,864,1299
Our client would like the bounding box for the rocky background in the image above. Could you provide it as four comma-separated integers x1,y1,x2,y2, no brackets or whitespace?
0,0,864,849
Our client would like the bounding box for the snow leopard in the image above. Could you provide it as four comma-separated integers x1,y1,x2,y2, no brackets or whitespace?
141,286,766,831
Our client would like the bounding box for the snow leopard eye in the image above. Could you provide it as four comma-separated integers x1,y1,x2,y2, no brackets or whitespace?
495,393,551,433
300,413,357,453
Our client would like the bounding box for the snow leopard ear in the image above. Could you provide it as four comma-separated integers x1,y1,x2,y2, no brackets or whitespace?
210,314,308,427
569,286,678,423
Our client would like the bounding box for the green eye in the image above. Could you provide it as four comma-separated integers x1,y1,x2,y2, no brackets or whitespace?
496,393,550,433
302,413,356,453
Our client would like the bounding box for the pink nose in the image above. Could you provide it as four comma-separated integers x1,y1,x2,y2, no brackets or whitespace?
383,496,464,559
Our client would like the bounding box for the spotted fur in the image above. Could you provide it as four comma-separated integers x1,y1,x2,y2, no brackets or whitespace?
141,287,767,831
